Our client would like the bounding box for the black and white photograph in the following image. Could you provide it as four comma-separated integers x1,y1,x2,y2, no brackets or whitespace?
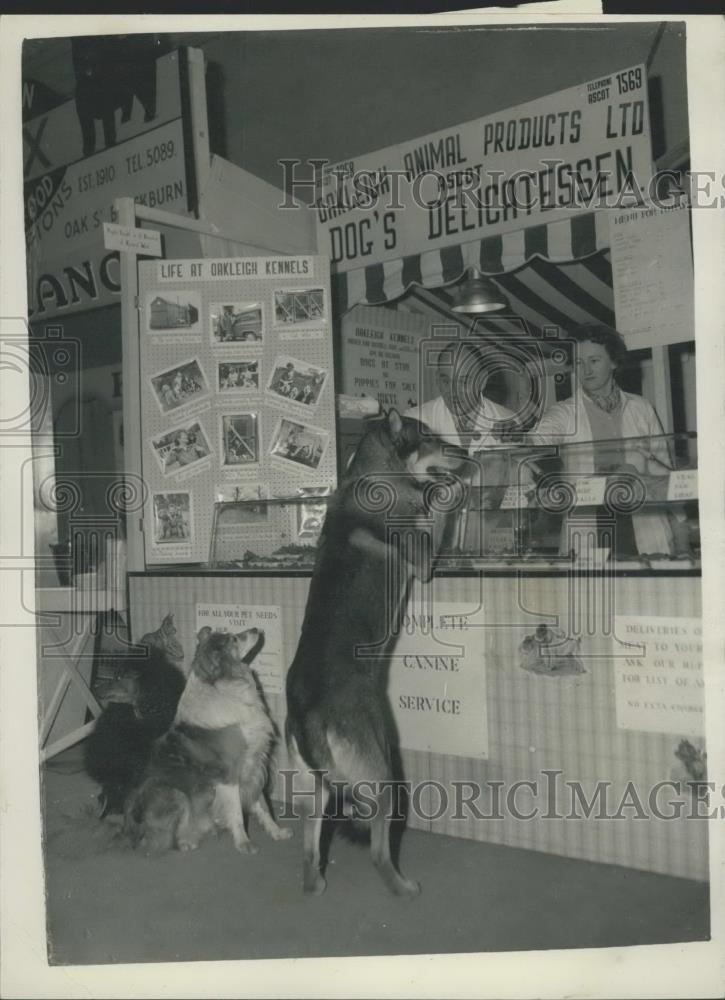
215,481,269,506
266,354,327,406
151,491,193,544
210,301,263,344
145,290,202,333
150,420,212,476
220,412,259,467
296,486,330,540
273,287,326,327
270,417,329,471
3,13,725,1000
217,359,259,393
149,357,210,415
215,482,270,524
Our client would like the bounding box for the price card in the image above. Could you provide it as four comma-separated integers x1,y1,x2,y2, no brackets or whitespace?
499,485,530,510
666,469,698,502
574,476,607,507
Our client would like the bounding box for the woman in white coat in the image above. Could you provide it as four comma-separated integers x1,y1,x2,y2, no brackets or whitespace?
529,325,675,558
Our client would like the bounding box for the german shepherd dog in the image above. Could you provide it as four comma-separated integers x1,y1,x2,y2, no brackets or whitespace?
285,409,467,896
125,627,291,854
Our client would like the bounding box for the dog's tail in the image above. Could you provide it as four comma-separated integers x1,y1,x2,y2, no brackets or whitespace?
326,785,371,844
123,778,189,853
123,784,150,849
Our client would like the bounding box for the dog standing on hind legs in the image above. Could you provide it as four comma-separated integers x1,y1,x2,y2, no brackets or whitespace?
285,409,467,896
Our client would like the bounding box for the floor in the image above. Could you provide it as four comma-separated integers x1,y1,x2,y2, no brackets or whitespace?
42,746,710,966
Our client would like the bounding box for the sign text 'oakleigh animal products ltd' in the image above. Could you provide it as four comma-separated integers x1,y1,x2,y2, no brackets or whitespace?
316,65,653,271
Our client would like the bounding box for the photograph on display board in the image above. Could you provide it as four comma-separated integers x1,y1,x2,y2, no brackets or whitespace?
220,412,260,467
270,416,329,471
149,357,210,415
266,354,327,407
145,290,202,334
150,420,213,476
210,301,264,344
296,485,331,540
215,481,270,506
215,482,270,524
151,491,193,544
273,287,326,327
217,359,259,392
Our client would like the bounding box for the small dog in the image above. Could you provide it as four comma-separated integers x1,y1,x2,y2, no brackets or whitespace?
125,626,292,854
285,409,467,896
84,613,187,817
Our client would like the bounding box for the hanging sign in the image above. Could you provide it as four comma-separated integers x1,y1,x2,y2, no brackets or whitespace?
24,50,192,320
103,222,162,257
316,64,653,272
341,304,426,411
610,203,694,348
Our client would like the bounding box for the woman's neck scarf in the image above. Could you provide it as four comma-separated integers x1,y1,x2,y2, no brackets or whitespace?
583,380,621,413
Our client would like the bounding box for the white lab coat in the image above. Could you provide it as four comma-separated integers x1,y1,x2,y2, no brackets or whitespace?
530,389,674,556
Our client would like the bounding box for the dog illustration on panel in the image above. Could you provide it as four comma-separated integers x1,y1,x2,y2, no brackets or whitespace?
285,409,468,896
125,626,291,854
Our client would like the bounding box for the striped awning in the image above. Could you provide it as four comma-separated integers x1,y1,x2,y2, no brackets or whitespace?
331,211,615,332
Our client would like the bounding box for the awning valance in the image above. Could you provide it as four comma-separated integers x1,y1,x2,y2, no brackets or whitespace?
331,211,614,333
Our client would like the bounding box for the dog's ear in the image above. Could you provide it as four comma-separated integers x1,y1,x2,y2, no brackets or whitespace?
160,613,175,634
242,630,265,664
196,626,213,643
386,408,403,439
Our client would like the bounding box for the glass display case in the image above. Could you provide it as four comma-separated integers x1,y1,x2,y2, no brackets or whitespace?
209,491,331,571
446,430,699,568
207,433,698,572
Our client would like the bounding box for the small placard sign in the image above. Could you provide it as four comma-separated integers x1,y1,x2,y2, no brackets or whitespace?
667,469,698,502
103,222,163,257
574,476,607,507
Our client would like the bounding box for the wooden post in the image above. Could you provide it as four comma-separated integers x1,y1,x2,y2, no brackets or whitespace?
116,196,145,572
650,344,674,434
186,46,211,204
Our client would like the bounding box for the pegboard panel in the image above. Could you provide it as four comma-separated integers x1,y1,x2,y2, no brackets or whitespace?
137,256,336,565
128,571,707,881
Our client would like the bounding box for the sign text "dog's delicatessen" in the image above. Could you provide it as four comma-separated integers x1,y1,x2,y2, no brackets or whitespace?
316,65,652,271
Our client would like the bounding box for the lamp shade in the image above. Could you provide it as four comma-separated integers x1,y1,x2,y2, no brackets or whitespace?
449,267,509,314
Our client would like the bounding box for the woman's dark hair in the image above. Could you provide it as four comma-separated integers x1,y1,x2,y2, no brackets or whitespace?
572,324,628,367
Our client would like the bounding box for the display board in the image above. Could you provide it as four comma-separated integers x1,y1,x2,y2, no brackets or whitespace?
609,203,694,348
24,50,193,320
316,64,653,271
138,255,336,564
340,304,427,411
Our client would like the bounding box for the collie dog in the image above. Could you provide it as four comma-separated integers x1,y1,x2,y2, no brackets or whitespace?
285,409,467,895
125,626,292,854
